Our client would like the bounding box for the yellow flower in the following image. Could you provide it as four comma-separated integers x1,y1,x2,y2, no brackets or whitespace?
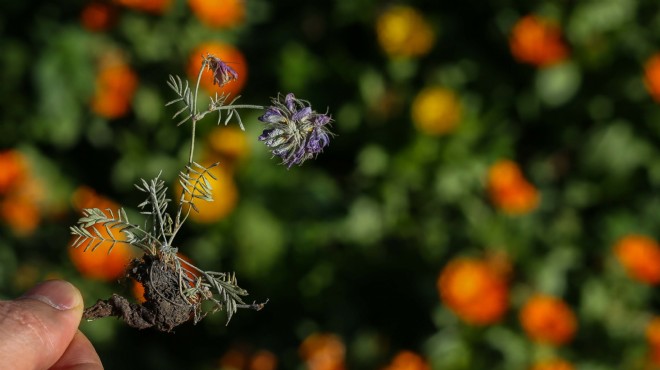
411,87,461,135
376,6,435,58
207,126,250,163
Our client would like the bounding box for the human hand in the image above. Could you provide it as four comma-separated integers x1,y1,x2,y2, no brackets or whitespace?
0,280,104,370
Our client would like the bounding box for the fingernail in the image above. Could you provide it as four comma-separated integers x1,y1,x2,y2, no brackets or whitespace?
20,280,83,311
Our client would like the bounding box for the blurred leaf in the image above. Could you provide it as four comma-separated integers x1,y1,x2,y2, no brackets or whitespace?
535,61,581,107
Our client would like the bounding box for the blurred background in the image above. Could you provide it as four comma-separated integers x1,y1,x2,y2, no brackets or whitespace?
2,0,660,369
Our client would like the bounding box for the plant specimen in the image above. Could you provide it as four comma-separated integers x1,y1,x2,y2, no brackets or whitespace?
71,54,333,331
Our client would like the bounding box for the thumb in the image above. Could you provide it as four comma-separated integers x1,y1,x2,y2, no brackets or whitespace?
0,280,84,370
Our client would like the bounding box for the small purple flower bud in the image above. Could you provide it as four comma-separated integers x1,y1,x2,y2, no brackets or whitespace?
203,54,238,87
258,93,334,168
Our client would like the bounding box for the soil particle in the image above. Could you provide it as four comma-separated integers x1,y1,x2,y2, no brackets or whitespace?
83,254,199,332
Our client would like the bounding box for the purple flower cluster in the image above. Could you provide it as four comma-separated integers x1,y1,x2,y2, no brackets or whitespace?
258,93,333,168
204,54,238,86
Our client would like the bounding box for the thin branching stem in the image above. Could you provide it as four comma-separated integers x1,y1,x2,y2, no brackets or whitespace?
189,60,207,164
150,187,168,242
216,104,264,110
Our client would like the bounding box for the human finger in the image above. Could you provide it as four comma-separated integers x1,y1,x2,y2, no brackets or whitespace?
0,280,83,370
50,331,103,370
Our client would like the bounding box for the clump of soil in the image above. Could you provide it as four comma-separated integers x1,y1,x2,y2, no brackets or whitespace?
83,254,200,332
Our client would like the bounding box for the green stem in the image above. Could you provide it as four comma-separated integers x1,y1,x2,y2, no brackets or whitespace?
196,104,265,121
216,104,265,110
189,60,207,164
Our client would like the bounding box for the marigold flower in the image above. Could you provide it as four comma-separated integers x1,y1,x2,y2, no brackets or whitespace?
614,234,660,284
650,346,660,368
249,350,278,370
438,258,509,325
411,87,462,136
509,15,568,67
188,0,245,29
258,93,333,168
81,2,117,31
519,294,577,346
529,359,575,370
382,351,430,370
72,185,118,212
0,150,26,195
647,317,660,348
0,169,44,236
376,6,435,58
187,42,247,97
0,197,40,236
644,53,660,103
299,333,346,370
487,160,540,215
91,62,138,119
220,347,249,370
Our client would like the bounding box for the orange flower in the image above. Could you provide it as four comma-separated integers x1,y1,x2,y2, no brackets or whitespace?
614,234,660,285
487,160,540,215
0,197,40,236
187,42,247,98
382,351,430,370
376,6,435,58
647,317,660,348
299,333,346,370
175,162,238,223
0,169,44,236
411,87,462,136
644,53,660,103
509,15,568,67
438,258,509,325
72,185,118,212
220,346,249,370
91,60,138,119
249,350,278,370
188,0,245,29
649,346,660,369
113,0,170,13
81,2,117,31
519,294,577,346
529,359,575,370
0,150,26,195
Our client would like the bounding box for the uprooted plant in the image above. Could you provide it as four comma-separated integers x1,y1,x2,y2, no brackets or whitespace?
70,54,334,332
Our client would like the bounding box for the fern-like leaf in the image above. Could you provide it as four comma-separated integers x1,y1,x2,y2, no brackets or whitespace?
165,74,194,126
178,161,219,210
135,173,172,242
70,208,158,254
